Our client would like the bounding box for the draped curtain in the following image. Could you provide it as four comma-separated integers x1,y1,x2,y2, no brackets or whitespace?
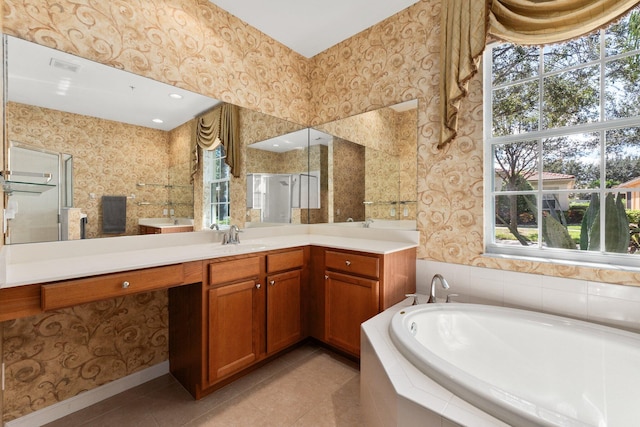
439,0,640,148
191,103,240,181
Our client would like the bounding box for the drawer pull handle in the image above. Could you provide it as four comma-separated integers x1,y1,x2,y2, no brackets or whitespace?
345,260,351,266
270,280,275,286
256,283,261,289
122,281,130,289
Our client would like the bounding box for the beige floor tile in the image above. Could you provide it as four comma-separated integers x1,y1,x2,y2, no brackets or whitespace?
184,396,269,427
42,344,364,427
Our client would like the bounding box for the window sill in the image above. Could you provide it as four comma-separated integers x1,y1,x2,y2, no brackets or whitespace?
482,251,640,274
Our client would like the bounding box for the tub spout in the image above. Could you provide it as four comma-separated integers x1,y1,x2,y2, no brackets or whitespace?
428,274,450,303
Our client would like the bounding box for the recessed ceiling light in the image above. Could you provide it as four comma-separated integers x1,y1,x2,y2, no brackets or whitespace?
273,144,280,147
152,118,164,124
169,93,183,99
50,58,81,73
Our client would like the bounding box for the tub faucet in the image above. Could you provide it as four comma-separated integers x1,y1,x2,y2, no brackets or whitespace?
428,274,450,303
210,223,219,230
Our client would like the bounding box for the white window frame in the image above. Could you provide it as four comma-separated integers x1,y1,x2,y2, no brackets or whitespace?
207,146,231,227
483,28,640,268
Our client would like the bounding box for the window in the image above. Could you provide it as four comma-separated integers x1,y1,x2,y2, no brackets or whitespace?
204,146,231,227
484,10,640,265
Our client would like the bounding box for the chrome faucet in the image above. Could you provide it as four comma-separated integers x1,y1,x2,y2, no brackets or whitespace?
428,274,450,303
363,218,373,228
210,223,219,230
222,225,241,245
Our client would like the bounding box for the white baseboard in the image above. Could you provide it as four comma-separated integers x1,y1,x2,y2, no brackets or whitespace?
5,361,170,427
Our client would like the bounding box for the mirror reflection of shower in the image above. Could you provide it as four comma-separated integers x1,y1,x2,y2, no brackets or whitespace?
5,142,75,244
247,172,320,224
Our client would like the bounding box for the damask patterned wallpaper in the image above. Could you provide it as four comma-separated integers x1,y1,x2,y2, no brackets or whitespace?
168,120,196,219
331,138,365,222
2,291,168,421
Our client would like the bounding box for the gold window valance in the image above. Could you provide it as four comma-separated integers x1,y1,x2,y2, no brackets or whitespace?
191,103,240,180
440,0,640,149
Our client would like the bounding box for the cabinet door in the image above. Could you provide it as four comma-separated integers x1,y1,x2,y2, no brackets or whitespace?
325,271,379,356
267,269,302,354
208,279,260,384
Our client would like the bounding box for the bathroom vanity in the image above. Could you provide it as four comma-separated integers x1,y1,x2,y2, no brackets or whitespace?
138,218,195,235
0,225,417,400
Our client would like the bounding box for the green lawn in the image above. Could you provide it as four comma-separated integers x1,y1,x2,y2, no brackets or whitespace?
496,225,582,243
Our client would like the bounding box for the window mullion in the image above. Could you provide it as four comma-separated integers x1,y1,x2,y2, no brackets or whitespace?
600,129,607,254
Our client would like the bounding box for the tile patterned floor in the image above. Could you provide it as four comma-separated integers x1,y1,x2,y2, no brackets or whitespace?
44,343,364,427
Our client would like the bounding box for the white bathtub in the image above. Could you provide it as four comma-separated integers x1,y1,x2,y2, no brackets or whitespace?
389,304,640,427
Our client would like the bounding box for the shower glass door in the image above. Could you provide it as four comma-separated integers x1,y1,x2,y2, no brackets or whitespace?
7,145,61,244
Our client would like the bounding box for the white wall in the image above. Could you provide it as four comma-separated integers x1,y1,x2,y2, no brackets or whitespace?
418,259,640,332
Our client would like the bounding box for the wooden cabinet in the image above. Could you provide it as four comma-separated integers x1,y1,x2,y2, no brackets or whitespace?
325,270,379,355
266,249,304,354
170,247,308,399
206,256,263,385
208,279,261,383
42,264,185,310
314,247,416,357
139,225,193,234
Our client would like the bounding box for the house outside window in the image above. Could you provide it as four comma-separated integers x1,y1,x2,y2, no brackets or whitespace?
484,10,640,265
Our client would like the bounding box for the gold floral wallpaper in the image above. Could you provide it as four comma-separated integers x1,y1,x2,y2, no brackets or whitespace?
168,120,195,219
6,102,175,238
3,0,640,422
2,290,168,422
330,138,365,222
308,144,329,224
398,109,418,219
316,107,399,154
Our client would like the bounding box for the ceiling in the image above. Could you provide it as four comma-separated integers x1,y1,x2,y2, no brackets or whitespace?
208,0,420,58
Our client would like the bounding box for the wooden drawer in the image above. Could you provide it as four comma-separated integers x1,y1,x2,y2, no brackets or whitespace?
267,249,304,273
325,250,380,278
0,284,42,321
41,264,184,310
209,256,261,286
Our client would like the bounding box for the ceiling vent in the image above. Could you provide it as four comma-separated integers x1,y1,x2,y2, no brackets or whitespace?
49,58,81,73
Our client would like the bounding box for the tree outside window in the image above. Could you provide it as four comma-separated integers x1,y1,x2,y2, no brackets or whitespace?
485,10,640,265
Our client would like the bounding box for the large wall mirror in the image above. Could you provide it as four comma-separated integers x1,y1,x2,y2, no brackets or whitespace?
243,99,418,229
311,100,418,229
2,35,308,244
3,35,418,244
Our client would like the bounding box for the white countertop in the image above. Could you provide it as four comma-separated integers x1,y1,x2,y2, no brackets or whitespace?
138,217,195,228
0,224,419,288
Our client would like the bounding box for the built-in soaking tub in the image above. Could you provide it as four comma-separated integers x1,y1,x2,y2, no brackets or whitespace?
388,303,640,427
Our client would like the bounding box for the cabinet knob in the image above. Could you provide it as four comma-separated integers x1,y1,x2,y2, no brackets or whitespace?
345,260,351,266
122,281,130,289
325,275,329,280
256,283,261,289
270,280,275,286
